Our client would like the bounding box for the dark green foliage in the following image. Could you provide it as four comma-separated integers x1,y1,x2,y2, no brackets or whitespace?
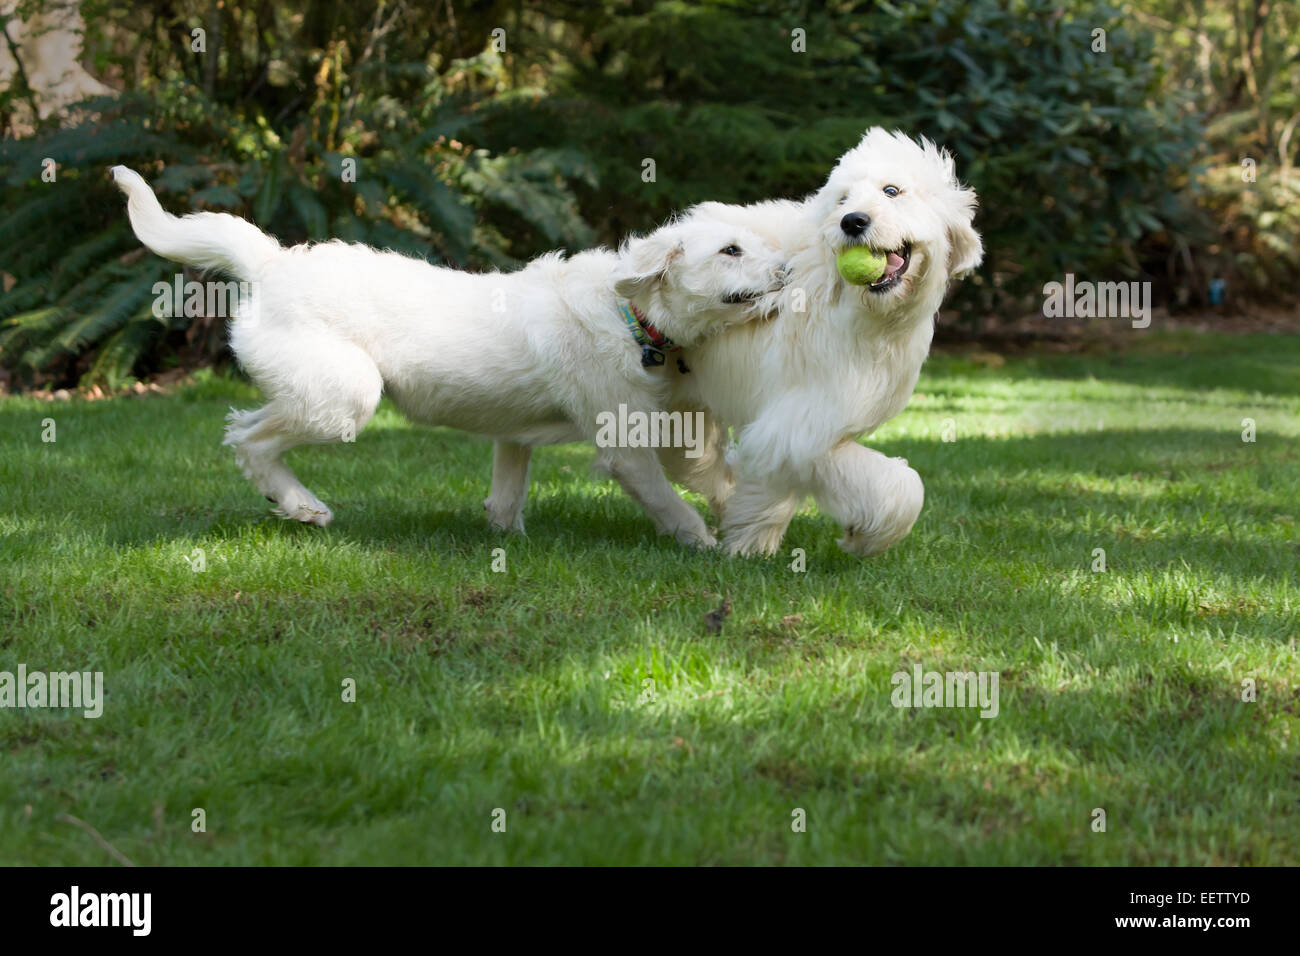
0,66,596,387
494,0,1205,315
0,0,1289,387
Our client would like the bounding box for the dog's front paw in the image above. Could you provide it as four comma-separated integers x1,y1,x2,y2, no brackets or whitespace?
274,503,334,527
721,526,784,558
837,520,915,556
674,526,717,550
484,498,526,534
838,527,884,556
272,490,334,527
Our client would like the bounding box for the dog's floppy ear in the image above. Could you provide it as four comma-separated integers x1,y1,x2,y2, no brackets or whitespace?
947,213,983,276
945,185,983,276
614,232,684,299
922,137,984,277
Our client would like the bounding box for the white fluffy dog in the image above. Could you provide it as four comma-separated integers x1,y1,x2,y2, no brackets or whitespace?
111,166,785,547
648,128,984,556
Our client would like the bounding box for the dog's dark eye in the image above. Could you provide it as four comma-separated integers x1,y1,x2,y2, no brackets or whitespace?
719,245,742,257
837,194,848,205
883,185,901,197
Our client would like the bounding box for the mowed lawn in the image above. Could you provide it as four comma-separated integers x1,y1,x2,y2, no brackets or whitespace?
1,330,1297,865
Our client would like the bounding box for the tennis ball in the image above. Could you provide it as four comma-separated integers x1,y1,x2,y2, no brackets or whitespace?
836,246,887,285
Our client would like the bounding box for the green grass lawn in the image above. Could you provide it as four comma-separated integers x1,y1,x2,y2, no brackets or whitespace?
1,331,1297,865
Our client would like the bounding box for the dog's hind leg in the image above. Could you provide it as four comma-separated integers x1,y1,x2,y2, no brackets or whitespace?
224,406,339,525
484,440,532,533
227,416,332,522
223,343,383,525
597,447,716,549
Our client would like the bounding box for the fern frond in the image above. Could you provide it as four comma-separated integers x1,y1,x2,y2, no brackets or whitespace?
375,159,473,264
26,260,160,370
82,308,164,388
0,281,50,322
49,224,133,299
0,306,67,359
0,189,85,253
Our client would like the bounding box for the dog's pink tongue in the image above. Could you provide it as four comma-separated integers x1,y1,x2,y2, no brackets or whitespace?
885,251,906,276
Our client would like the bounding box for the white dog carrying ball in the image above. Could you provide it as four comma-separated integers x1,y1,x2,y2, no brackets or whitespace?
620,128,984,556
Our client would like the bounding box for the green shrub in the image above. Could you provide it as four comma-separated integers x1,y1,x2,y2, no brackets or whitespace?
0,59,595,388
501,0,1206,316
0,0,1254,388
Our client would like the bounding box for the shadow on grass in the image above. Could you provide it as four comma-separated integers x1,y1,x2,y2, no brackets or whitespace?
5,423,1297,571
294,628,1288,862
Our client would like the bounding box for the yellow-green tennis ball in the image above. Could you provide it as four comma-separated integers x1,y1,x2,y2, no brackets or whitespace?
836,246,887,285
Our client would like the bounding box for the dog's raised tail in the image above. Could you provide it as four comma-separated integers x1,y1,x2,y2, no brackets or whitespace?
110,165,282,281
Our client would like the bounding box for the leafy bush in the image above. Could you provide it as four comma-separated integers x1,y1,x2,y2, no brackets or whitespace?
1,19,596,388
1196,161,1300,296
4,0,1286,390
1132,0,1300,304
501,0,1206,316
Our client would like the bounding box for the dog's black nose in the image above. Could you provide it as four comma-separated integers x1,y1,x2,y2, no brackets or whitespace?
840,212,871,237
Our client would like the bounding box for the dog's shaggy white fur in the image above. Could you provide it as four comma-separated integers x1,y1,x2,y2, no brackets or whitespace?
643,128,983,556
111,165,784,547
